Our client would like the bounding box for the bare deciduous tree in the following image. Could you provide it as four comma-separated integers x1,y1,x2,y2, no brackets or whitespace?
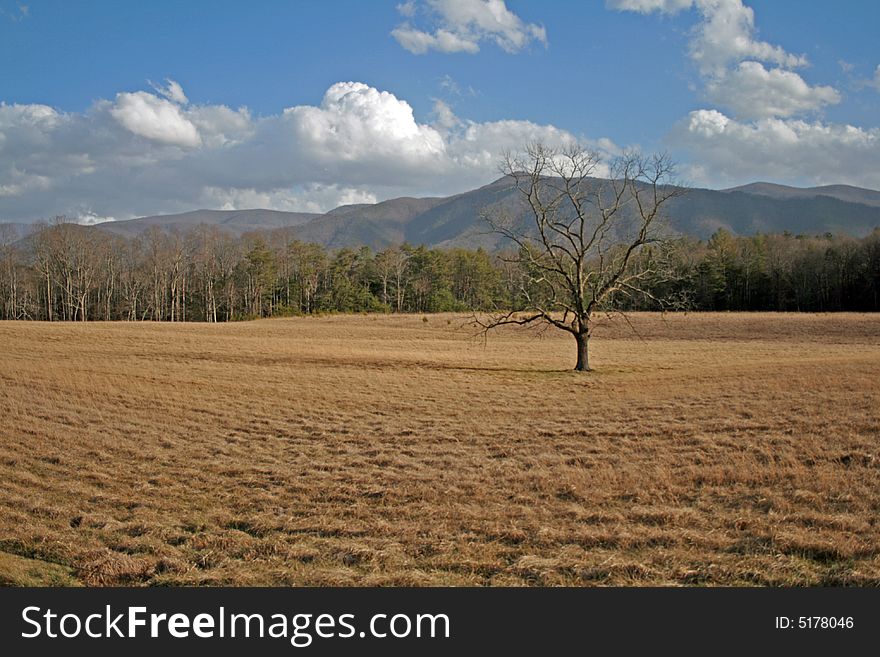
375,244,410,312
476,142,682,371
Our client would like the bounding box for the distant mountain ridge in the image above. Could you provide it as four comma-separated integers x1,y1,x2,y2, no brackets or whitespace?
722,182,880,208
101,208,321,237
0,222,32,245
6,178,875,249
288,177,880,249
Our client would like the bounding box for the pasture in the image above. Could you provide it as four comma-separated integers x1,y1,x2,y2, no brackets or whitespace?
1,313,878,586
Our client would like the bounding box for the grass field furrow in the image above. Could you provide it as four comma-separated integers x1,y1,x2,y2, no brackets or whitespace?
1,312,879,586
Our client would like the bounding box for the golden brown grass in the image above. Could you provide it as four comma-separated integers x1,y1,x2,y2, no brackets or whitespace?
1,312,879,586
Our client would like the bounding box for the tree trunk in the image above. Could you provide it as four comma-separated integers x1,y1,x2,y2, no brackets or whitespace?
45,271,52,321
574,331,591,372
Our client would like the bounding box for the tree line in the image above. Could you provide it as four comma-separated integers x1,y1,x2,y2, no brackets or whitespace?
666,228,880,313
0,220,878,321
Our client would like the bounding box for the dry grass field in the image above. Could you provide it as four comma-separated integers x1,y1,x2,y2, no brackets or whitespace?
1,312,879,587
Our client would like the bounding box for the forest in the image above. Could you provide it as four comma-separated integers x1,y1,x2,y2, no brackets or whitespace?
1,220,879,322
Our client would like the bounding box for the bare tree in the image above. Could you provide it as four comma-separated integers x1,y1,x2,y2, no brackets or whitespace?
476,142,681,371
287,240,326,314
375,244,410,312
32,221,55,321
118,235,147,321
0,224,25,319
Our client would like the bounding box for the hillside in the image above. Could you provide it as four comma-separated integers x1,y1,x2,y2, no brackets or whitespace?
292,196,449,249
100,209,322,237
0,223,33,245
723,182,880,208
65,177,880,249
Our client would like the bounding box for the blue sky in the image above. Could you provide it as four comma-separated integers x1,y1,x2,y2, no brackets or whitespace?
1,0,879,222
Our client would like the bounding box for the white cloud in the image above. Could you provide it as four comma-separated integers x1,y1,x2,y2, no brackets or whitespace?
200,184,378,214
285,81,447,166
74,209,116,225
109,91,201,148
706,61,840,120
606,0,692,14
675,109,880,189
687,0,806,75
431,99,461,130
391,25,480,54
435,0,547,51
446,117,591,173
396,1,417,18
610,1,832,122
0,173,50,199
150,79,189,105
105,82,251,151
392,0,547,55
437,74,478,102
0,102,60,130
188,104,253,147
609,0,805,75
0,80,583,223
610,0,877,190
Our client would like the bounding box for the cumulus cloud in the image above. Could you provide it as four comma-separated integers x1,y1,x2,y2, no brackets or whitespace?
109,91,202,148
610,0,876,190
706,61,840,120
0,80,582,223
446,118,580,171
686,0,806,75
286,81,447,165
675,109,880,189
0,103,60,133
392,0,547,55
609,0,830,123
608,0,805,75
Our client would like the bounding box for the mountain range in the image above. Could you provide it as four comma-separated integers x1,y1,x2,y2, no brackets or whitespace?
5,178,880,249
